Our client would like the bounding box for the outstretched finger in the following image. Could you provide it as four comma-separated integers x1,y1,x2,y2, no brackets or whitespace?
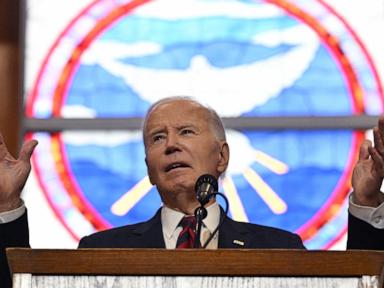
0,132,9,159
376,115,384,149
19,139,38,163
368,146,384,173
358,139,372,161
373,127,384,157
378,114,384,134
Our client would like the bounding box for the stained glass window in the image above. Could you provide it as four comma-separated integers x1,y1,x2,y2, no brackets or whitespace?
23,0,384,249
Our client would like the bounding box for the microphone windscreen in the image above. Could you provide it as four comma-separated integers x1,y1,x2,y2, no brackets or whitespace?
195,174,218,204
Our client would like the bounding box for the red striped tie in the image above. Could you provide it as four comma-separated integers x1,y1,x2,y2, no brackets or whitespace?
176,216,197,248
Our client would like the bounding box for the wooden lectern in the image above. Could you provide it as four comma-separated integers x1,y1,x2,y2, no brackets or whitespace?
6,248,384,288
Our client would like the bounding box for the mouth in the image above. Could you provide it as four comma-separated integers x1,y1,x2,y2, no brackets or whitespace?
165,162,191,172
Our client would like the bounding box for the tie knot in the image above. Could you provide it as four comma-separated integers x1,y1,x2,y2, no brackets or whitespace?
179,216,197,229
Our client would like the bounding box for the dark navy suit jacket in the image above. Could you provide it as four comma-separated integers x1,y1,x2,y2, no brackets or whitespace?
347,213,384,250
79,208,305,249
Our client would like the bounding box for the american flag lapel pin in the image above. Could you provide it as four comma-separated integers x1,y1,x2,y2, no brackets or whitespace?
233,240,245,246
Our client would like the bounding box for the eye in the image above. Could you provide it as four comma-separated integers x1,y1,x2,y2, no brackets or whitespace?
152,134,165,143
181,128,195,135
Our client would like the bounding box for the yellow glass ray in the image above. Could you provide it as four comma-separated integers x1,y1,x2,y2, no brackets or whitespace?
243,167,287,214
222,176,249,222
254,150,289,175
111,176,153,216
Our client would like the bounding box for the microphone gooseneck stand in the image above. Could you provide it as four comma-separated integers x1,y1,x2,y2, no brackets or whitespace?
193,191,229,249
194,206,207,248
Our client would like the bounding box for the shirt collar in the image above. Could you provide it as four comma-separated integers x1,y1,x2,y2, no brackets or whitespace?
161,205,185,239
161,202,220,239
202,202,221,234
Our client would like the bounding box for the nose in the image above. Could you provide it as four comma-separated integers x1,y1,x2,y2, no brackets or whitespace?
165,133,181,155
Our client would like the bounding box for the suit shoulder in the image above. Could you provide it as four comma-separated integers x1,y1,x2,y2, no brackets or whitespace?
235,220,305,249
78,222,144,248
244,221,296,236
79,209,166,248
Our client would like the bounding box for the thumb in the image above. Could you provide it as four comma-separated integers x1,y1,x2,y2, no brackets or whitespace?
358,139,372,161
19,139,38,163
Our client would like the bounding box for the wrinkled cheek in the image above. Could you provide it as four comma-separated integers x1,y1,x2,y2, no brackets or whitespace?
146,162,158,185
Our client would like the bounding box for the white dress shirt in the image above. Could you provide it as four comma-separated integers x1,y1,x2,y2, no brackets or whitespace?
0,201,25,223
161,202,220,249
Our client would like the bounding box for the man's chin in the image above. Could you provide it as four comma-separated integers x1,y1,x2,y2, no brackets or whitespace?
159,179,194,196
171,180,194,193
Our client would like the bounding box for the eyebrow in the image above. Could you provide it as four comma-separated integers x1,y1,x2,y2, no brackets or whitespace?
147,127,166,137
146,122,200,137
177,124,198,130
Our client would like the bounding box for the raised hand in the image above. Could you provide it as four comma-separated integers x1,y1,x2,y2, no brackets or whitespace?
0,133,37,212
351,116,384,207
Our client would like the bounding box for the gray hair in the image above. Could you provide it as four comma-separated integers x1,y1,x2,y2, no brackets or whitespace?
142,96,226,146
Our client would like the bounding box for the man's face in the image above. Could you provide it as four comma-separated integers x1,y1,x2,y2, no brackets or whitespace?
144,100,229,204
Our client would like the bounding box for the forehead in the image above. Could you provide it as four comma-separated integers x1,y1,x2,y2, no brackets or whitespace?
144,100,210,131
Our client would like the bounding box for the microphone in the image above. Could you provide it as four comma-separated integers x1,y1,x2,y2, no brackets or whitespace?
194,174,229,249
195,174,218,206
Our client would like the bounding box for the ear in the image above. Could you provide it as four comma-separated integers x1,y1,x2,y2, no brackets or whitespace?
217,142,229,175
145,157,155,185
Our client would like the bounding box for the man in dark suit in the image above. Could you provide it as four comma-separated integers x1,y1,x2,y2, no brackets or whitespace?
0,97,383,287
